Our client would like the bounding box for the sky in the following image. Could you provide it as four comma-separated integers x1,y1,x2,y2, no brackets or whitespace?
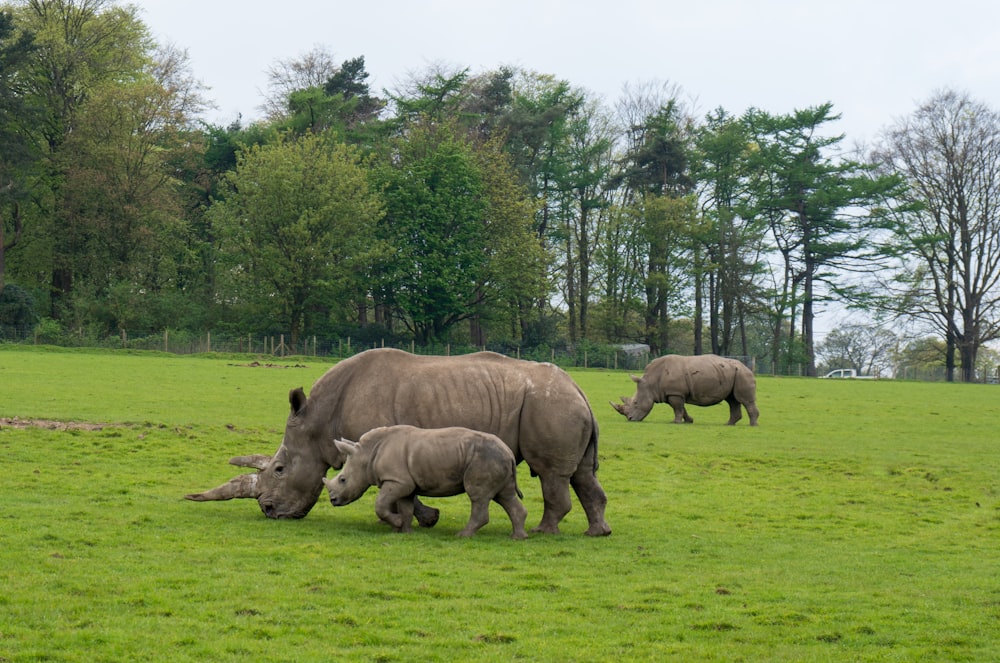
131,0,1000,147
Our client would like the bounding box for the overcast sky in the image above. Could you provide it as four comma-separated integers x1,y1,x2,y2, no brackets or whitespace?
132,0,1000,147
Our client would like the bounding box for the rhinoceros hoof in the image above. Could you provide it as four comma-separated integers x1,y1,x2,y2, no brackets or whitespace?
416,507,440,528
586,523,612,537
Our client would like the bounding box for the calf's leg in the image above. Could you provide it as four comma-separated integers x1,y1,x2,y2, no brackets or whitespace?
493,483,528,540
457,496,491,538
374,481,413,532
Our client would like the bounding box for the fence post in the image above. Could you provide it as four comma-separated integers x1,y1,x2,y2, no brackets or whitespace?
207,331,211,354
164,330,168,354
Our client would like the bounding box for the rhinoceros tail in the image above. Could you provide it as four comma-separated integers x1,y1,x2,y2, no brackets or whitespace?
511,458,524,500
588,412,600,473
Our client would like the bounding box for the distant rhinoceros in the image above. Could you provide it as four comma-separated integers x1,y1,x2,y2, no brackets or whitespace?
611,354,759,426
323,425,528,540
186,348,611,536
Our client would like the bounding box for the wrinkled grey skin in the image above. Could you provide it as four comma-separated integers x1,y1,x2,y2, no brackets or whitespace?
611,354,759,426
187,348,611,536
324,425,528,540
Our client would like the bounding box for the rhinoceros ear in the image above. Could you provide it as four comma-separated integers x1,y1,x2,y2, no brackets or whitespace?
229,454,271,470
630,374,641,384
333,438,357,457
289,387,307,415
185,473,259,501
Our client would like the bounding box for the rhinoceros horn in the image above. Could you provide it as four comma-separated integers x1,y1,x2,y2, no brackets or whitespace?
609,400,626,415
184,472,259,501
229,454,271,470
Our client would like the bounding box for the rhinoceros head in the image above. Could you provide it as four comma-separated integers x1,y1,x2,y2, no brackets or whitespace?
185,387,343,519
608,374,655,421
322,438,370,507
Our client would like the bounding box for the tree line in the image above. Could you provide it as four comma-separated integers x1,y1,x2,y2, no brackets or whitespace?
2,0,1000,381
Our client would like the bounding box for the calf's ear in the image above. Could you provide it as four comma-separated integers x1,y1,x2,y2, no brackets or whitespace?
630,374,641,383
333,438,357,457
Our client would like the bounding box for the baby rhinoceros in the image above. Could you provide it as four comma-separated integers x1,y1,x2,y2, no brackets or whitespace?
323,425,528,540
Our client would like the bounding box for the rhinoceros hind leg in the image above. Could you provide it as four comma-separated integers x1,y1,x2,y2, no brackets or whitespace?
531,475,571,534
571,467,611,537
493,484,528,540
726,396,743,425
457,498,491,538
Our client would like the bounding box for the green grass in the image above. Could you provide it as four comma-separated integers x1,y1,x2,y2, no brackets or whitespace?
1,346,998,661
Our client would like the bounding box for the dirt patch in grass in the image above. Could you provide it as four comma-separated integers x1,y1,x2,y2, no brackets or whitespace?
0,417,114,431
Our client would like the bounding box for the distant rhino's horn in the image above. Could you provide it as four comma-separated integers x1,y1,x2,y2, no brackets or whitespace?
185,473,259,501
610,400,626,415
230,454,271,470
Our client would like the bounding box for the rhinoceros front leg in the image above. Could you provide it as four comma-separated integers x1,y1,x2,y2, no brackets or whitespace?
412,496,440,527
374,482,414,532
667,396,694,423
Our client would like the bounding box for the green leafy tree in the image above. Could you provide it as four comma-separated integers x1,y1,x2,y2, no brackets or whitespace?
210,132,383,346
9,0,162,321
693,108,770,357
745,103,906,376
375,120,540,345
0,9,36,297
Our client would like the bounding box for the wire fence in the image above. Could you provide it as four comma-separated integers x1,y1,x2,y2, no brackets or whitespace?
0,324,989,381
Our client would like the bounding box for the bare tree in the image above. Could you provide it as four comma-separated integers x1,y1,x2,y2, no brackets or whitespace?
872,89,1000,382
817,323,897,376
260,45,338,120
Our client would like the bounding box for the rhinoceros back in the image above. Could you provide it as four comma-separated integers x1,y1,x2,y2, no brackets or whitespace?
304,349,594,470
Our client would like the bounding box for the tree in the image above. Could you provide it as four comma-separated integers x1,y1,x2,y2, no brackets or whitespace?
745,103,906,376
816,323,897,376
0,8,36,297
210,132,383,346
872,89,1000,382
374,120,540,345
10,0,163,320
611,85,696,352
693,108,769,357
260,45,338,120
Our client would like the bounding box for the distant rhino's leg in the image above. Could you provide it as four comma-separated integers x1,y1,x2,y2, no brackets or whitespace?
413,496,440,528
457,496,491,538
493,485,528,540
374,483,408,531
570,456,611,537
667,396,689,423
531,474,572,534
726,395,743,425
746,401,760,426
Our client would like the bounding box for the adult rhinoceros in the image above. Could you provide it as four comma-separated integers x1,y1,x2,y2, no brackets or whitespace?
186,348,611,536
611,354,759,426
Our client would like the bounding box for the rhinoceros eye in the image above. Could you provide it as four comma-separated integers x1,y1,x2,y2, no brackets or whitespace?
273,464,285,476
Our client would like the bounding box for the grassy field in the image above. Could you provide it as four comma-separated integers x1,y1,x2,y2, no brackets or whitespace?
1,346,998,661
